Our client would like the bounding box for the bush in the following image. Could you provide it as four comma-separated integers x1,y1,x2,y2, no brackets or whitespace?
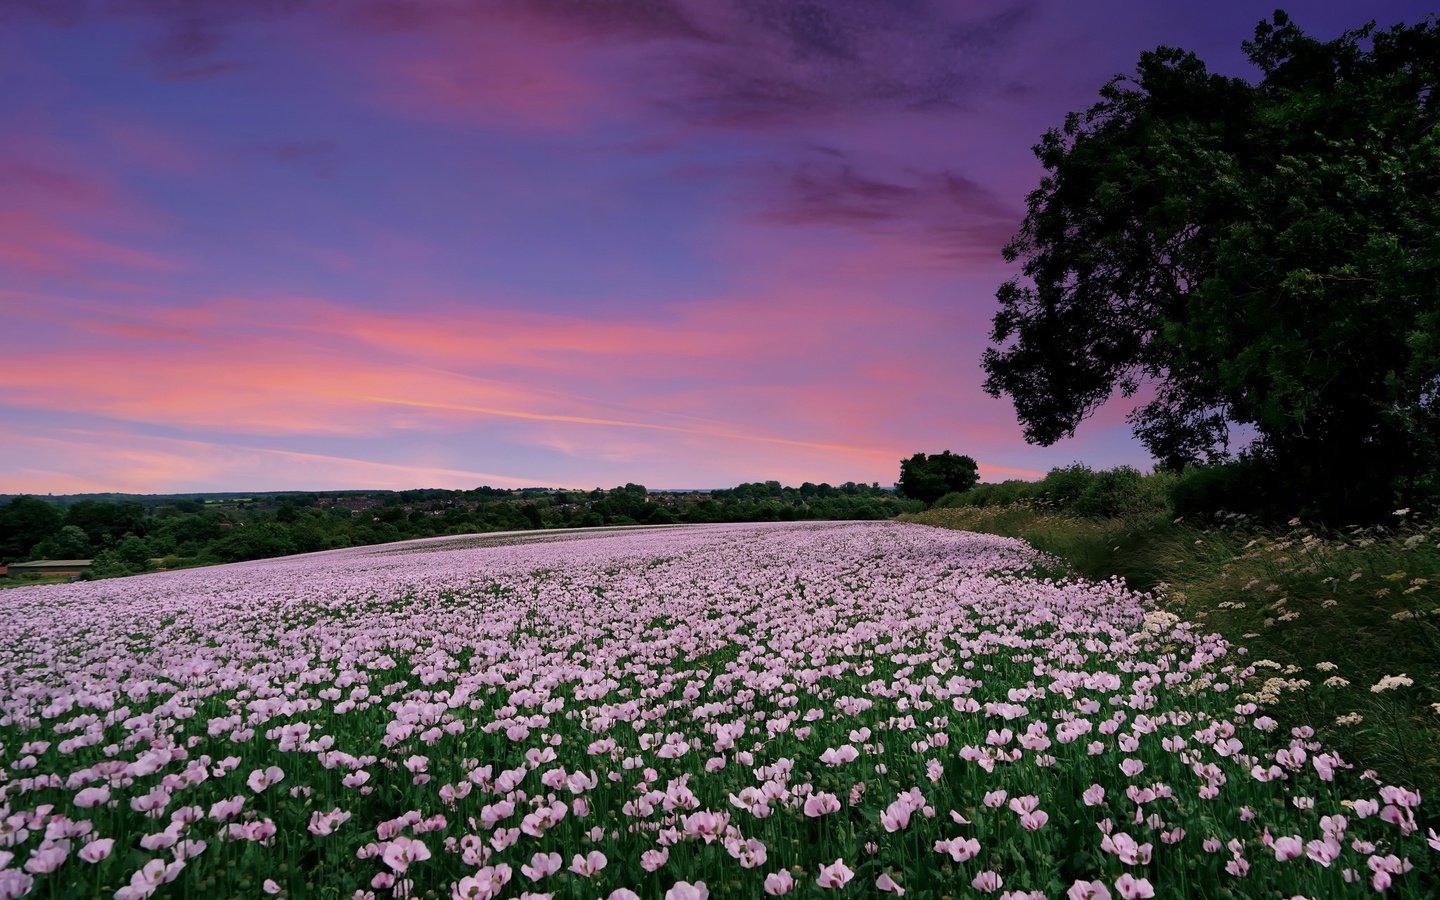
1072,466,1171,518
1035,464,1095,508
935,481,1037,509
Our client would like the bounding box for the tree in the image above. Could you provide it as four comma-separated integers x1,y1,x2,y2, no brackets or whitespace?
0,496,63,561
897,451,980,504
982,11,1440,519
27,525,92,561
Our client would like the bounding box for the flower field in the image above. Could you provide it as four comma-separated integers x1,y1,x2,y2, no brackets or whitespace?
0,521,1435,899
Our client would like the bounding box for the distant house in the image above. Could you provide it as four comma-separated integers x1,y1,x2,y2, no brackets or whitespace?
7,559,93,578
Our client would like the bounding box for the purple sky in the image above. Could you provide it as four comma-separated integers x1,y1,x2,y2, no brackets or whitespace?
0,0,1429,492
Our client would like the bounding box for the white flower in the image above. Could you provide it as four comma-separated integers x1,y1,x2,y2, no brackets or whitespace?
1370,674,1414,693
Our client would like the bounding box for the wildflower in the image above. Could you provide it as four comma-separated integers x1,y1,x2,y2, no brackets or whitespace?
246,766,285,793
522,852,561,881
1068,881,1111,900
381,837,430,873
74,786,110,809
816,859,854,889
880,800,912,833
1370,674,1414,693
971,871,1003,893
876,873,904,895
934,836,980,862
763,871,794,895
79,839,115,863
1113,874,1154,899
568,850,606,877
1273,836,1304,861
803,793,841,817
664,882,708,900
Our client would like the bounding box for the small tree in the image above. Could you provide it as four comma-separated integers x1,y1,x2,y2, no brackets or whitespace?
897,451,980,505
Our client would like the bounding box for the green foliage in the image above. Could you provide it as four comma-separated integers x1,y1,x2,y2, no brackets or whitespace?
1071,465,1172,518
26,524,92,561
0,496,63,561
897,451,980,504
983,11,1440,522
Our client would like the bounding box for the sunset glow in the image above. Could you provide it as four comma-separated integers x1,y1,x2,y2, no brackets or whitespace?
2,1,1426,492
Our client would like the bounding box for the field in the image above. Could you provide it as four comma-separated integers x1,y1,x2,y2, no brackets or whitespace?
0,522,1434,898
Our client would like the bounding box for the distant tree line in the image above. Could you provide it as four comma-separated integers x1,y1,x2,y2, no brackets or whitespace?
0,482,918,580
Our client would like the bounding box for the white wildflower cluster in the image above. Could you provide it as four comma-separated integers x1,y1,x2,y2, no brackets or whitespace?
1247,676,1312,706
1140,609,1180,635
1370,674,1415,694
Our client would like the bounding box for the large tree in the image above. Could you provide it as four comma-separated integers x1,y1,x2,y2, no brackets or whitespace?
897,451,980,504
982,11,1439,518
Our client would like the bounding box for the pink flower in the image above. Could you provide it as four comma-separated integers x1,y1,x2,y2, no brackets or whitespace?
641,848,669,872
971,871,1003,893
79,839,115,863
522,852,561,881
1114,874,1154,899
381,836,431,873
816,859,854,889
1082,785,1105,806
880,800,912,833
1306,838,1341,867
764,871,794,895
876,873,904,895
1273,836,1303,861
819,746,858,766
681,810,725,843
609,891,641,900
74,786,110,809
935,836,981,862
246,766,285,793
24,844,69,875
1067,880,1111,900
1120,758,1144,777
569,850,607,877
664,882,708,900
804,792,842,817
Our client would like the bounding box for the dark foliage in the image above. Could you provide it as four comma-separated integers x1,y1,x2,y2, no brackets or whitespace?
897,451,980,505
983,11,1440,521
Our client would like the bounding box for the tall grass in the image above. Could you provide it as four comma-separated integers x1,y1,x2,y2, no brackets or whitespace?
903,504,1440,821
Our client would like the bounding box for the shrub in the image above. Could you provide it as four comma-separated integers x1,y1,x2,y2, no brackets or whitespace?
1035,463,1095,508
1070,466,1162,518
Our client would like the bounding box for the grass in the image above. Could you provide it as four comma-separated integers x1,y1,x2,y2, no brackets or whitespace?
902,503,1440,822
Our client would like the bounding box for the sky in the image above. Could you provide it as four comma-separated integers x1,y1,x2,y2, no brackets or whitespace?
0,0,1430,494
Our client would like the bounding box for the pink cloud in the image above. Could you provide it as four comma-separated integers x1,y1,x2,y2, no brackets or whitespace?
0,209,178,275
0,428,547,494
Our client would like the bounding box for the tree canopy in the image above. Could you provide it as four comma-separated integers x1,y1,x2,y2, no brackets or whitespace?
897,451,980,504
982,11,1439,519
